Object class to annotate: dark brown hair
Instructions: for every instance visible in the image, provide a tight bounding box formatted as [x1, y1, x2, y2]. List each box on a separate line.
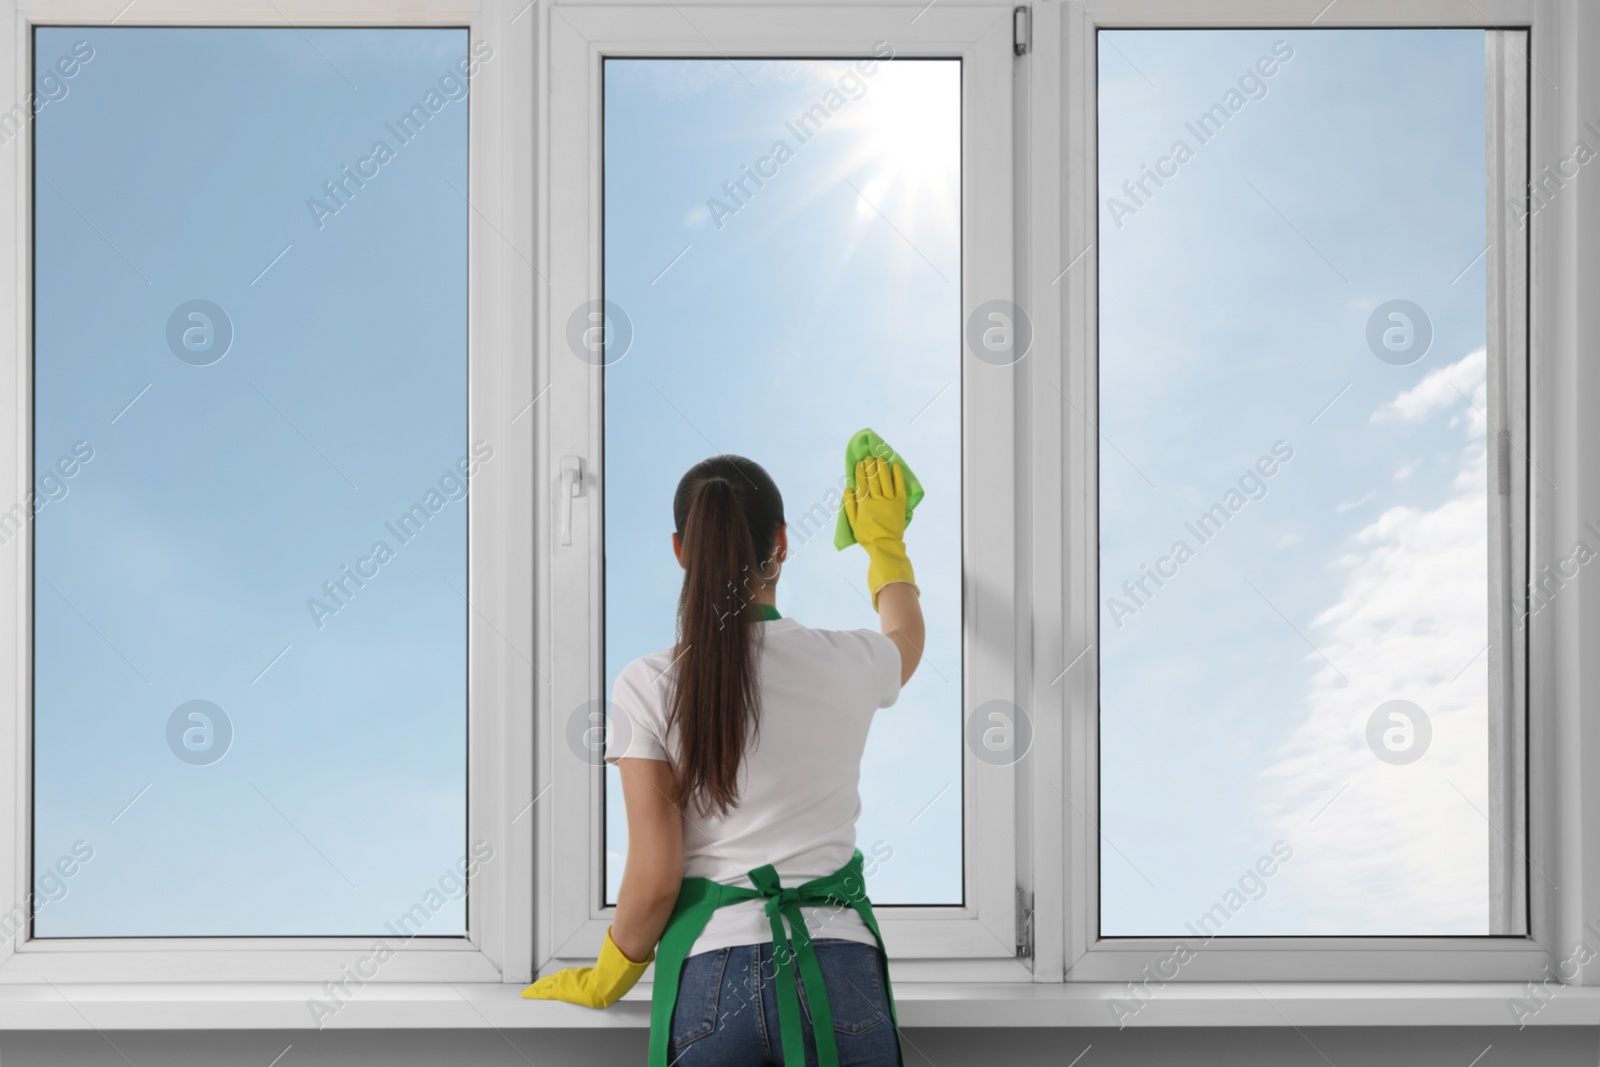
[669, 455, 785, 817]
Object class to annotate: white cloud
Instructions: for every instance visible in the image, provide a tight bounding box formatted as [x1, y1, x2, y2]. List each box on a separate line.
[1371, 348, 1486, 424]
[1258, 354, 1492, 935]
[1335, 490, 1375, 514]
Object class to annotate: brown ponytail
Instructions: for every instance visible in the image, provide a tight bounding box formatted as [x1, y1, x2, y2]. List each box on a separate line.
[669, 455, 785, 818]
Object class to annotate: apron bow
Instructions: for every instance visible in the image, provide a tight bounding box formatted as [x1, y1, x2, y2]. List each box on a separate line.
[646, 850, 901, 1067]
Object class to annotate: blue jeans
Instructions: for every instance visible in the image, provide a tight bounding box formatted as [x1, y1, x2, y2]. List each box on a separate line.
[668, 938, 901, 1067]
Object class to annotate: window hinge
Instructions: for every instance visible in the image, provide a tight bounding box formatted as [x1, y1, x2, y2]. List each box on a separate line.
[1016, 886, 1034, 959]
[1013, 6, 1031, 57]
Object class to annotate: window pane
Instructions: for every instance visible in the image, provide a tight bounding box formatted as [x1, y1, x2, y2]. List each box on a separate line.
[602, 58, 963, 905]
[1098, 29, 1517, 935]
[32, 27, 471, 936]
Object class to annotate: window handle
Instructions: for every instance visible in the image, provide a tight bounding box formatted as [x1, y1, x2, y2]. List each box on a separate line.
[560, 455, 586, 546]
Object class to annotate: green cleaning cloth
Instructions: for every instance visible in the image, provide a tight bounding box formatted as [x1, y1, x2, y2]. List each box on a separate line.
[833, 428, 925, 550]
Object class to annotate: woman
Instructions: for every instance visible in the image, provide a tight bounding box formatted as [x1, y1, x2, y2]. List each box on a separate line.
[524, 450, 924, 1067]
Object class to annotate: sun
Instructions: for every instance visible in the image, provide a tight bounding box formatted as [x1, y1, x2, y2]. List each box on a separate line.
[722, 57, 962, 278]
[830, 59, 962, 243]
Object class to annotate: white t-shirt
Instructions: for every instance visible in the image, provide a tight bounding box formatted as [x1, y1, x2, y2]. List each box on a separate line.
[607, 615, 902, 957]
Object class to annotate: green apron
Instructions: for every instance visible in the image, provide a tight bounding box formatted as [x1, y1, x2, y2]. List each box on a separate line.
[647, 848, 902, 1067]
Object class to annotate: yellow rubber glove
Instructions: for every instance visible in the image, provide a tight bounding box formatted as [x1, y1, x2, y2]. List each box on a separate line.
[843, 457, 918, 610]
[520, 927, 652, 1007]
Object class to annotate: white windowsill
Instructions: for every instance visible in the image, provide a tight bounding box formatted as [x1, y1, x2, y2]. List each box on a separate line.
[0, 981, 1593, 1030]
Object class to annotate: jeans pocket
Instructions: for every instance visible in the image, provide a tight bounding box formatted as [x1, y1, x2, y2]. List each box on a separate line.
[671, 948, 730, 1049]
[798, 940, 891, 1036]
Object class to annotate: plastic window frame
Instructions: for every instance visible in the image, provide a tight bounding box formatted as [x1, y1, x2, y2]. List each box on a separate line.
[1048, 0, 1556, 984]
[0, 0, 536, 986]
[535, 1, 1044, 984]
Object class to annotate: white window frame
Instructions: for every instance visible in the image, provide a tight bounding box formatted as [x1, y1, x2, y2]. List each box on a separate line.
[1046, 0, 1563, 983]
[0, 0, 535, 984]
[0, 0, 1591, 1018]
[535, 2, 1048, 983]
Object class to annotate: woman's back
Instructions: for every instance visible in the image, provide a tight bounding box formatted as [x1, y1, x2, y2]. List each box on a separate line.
[611, 613, 901, 953]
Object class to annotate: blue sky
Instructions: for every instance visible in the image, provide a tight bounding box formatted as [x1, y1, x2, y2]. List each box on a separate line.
[602, 58, 964, 905]
[1098, 29, 1496, 935]
[32, 28, 470, 936]
[25, 26, 1498, 939]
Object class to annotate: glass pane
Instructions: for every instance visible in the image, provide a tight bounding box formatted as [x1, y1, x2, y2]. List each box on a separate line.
[32, 27, 472, 936]
[1098, 29, 1514, 935]
[602, 58, 963, 905]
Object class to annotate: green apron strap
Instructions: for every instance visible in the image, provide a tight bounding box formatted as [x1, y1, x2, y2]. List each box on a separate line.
[788, 853, 904, 1067]
[749, 864, 841, 1067]
[647, 877, 727, 1067]
[846, 892, 905, 1063]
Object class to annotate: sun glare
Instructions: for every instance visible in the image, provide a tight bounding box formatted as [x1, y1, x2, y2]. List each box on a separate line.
[832, 60, 961, 240]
